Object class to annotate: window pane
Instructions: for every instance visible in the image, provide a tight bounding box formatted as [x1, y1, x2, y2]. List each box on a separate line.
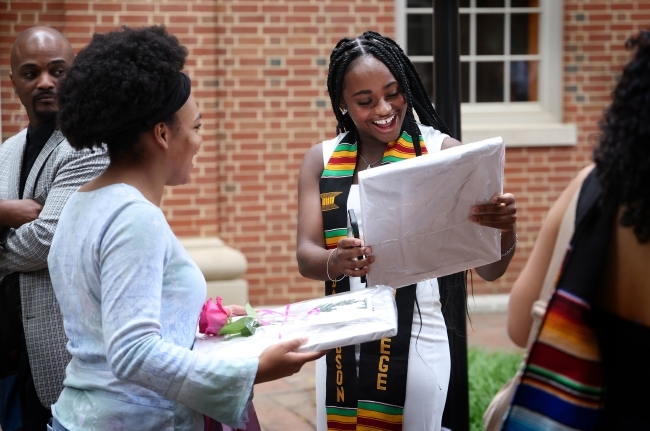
[461, 62, 469, 103]
[460, 0, 470, 7]
[460, 14, 470, 56]
[408, 0, 433, 7]
[476, 14, 504, 55]
[407, 14, 433, 56]
[511, 0, 539, 6]
[510, 61, 538, 101]
[477, 0, 505, 7]
[511, 13, 539, 55]
[476, 62, 504, 102]
[413, 62, 435, 102]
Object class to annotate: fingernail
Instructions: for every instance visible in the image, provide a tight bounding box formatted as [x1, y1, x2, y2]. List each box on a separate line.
[473, 208, 479, 213]
[492, 196, 499, 202]
[470, 216, 477, 222]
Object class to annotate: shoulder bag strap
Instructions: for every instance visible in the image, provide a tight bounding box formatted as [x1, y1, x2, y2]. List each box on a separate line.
[526, 181, 581, 348]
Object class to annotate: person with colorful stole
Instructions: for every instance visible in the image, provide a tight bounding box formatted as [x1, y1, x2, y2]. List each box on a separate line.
[46, 26, 324, 431]
[297, 31, 518, 431]
[505, 29, 650, 430]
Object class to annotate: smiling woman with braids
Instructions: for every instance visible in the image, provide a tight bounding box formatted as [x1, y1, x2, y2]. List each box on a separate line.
[297, 31, 517, 431]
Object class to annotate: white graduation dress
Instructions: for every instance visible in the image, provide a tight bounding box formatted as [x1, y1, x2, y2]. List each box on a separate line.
[315, 124, 451, 431]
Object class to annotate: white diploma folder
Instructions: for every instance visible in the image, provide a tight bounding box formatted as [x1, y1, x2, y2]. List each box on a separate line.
[194, 286, 397, 357]
[358, 137, 505, 288]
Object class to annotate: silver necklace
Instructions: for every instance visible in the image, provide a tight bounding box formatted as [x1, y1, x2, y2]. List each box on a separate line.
[359, 154, 383, 169]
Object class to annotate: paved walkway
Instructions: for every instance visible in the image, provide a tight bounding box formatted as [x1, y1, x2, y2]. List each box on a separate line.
[254, 312, 520, 431]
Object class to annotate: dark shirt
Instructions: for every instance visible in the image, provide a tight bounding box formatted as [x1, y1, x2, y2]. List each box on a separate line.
[19, 119, 57, 199]
[594, 309, 650, 429]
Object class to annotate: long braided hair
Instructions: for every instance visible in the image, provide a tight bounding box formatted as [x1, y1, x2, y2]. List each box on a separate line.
[326, 31, 468, 333]
[327, 31, 451, 141]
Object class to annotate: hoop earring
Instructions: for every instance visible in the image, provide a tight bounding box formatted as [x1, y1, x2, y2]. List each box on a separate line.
[340, 108, 347, 115]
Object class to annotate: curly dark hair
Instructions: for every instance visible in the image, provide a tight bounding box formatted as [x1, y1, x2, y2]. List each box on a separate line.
[57, 26, 187, 161]
[594, 29, 650, 243]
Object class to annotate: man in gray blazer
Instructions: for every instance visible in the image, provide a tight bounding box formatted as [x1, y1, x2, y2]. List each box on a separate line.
[0, 27, 109, 431]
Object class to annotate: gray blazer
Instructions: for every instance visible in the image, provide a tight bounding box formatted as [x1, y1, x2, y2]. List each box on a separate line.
[0, 129, 109, 407]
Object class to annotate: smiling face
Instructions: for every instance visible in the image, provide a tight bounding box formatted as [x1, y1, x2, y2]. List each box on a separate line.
[340, 55, 408, 148]
[165, 94, 203, 186]
[10, 27, 74, 128]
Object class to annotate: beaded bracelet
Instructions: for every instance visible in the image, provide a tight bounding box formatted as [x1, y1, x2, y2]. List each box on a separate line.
[327, 248, 347, 282]
[501, 234, 518, 257]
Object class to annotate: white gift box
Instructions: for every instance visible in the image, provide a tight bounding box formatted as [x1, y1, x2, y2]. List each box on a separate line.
[358, 137, 505, 288]
[194, 286, 397, 356]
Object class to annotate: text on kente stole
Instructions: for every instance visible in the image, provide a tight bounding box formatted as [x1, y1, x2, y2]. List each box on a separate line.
[335, 338, 391, 402]
[336, 347, 344, 402]
[377, 337, 390, 390]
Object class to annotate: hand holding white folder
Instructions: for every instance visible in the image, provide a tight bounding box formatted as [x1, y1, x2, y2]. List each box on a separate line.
[358, 137, 505, 288]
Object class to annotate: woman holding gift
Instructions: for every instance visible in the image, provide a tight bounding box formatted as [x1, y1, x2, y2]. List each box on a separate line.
[297, 31, 517, 431]
[47, 26, 324, 431]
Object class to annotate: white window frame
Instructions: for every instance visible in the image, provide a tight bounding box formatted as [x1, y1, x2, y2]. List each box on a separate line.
[395, 0, 576, 147]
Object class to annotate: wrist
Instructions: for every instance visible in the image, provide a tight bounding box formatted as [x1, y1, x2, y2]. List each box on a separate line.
[501, 233, 518, 257]
[326, 248, 345, 282]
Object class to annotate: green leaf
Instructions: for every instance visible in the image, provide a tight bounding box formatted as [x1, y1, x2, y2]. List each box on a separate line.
[218, 317, 254, 335]
[245, 302, 257, 318]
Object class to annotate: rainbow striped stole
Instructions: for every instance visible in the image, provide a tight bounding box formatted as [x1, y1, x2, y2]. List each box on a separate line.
[505, 290, 604, 430]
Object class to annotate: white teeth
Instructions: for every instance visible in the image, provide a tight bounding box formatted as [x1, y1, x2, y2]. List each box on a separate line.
[374, 115, 395, 125]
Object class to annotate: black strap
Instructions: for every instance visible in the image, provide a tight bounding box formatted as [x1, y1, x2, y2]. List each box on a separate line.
[558, 169, 617, 303]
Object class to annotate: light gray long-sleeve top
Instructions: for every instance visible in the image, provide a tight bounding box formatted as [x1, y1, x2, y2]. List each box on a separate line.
[48, 184, 257, 430]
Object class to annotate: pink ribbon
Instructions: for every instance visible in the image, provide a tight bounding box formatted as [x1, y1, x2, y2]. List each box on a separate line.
[257, 305, 321, 339]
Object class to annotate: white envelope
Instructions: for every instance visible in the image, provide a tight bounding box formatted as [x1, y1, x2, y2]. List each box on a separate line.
[358, 137, 505, 288]
[194, 286, 397, 357]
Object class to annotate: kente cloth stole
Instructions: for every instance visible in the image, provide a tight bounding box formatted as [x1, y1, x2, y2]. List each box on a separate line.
[320, 129, 426, 431]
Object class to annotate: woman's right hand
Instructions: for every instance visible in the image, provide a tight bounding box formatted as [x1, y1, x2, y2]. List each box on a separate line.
[254, 338, 328, 384]
[333, 238, 375, 278]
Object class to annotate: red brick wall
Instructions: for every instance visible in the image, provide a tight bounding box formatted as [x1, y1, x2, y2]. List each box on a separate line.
[213, 0, 395, 304]
[1, 0, 648, 304]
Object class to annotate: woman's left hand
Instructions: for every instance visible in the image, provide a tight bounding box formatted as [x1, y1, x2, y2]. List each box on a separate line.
[469, 193, 517, 232]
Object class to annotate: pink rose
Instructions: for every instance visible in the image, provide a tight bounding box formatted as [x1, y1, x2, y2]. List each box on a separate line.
[199, 297, 230, 335]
